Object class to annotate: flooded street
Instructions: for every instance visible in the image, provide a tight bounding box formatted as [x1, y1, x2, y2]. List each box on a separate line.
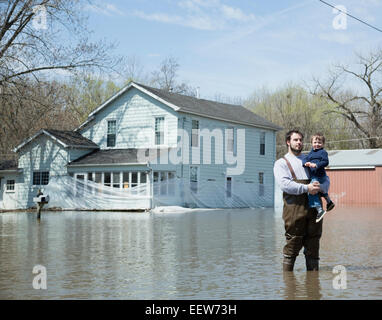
[0, 207, 381, 300]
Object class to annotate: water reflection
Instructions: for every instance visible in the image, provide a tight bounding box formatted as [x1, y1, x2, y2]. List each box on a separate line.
[283, 271, 322, 300]
[0, 207, 381, 299]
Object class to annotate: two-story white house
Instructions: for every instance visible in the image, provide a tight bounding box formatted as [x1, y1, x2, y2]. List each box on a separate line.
[0, 82, 281, 211]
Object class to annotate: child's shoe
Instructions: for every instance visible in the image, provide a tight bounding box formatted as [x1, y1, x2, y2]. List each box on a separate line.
[326, 201, 335, 211]
[316, 207, 326, 223]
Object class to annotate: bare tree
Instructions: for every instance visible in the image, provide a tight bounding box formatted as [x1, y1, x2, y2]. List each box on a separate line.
[0, 79, 71, 156]
[0, 0, 122, 156]
[150, 56, 196, 96]
[122, 55, 149, 84]
[0, 0, 121, 98]
[312, 49, 382, 148]
[244, 83, 359, 158]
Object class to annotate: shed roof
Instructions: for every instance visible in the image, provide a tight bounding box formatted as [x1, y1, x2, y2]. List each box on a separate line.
[327, 149, 382, 168]
[0, 159, 17, 171]
[14, 129, 99, 152]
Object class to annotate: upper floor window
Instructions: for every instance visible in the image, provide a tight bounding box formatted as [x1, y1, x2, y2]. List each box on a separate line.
[33, 171, 49, 185]
[107, 120, 116, 147]
[191, 120, 199, 147]
[260, 132, 266, 155]
[155, 117, 165, 145]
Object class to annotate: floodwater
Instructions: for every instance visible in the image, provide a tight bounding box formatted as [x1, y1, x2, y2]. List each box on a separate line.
[0, 207, 381, 300]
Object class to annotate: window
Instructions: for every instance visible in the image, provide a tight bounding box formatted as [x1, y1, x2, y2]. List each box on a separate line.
[259, 172, 264, 196]
[130, 172, 137, 194]
[94, 173, 102, 193]
[260, 132, 265, 155]
[74, 171, 149, 194]
[226, 177, 232, 198]
[104, 172, 111, 187]
[95, 173, 102, 184]
[140, 172, 147, 184]
[227, 128, 234, 153]
[6, 180, 15, 192]
[191, 120, 199, 147]
[190, 166, 198, 193]
[33, 171, 50, 185]
[123, 172, 129, 189]
[113, 172, 120, 188]
[153, 171, 176, 196]
[75, 174, 85, 196]
[107, 120, 116, 147]
[155, 117, 165, 145]
[86, 173, 94, 193]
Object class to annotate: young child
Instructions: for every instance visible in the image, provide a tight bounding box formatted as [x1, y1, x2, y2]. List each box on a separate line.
[302, 133, 335, 223]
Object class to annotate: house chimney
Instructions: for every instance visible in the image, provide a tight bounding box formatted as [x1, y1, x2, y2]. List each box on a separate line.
[196, 87, 200, 99]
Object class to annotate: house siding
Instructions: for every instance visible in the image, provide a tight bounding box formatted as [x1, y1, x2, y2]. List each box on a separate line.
[178, 114, 276, 207]
[80, 88, 179, 149]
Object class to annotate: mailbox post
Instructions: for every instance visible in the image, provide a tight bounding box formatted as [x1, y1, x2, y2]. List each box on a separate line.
[33, 189, 49, 220]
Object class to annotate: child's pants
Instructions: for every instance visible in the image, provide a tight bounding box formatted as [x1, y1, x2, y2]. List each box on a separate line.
[308, 176, 328, 208]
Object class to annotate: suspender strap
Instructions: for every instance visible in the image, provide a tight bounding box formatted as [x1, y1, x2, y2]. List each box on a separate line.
[283, 157, 297, 181]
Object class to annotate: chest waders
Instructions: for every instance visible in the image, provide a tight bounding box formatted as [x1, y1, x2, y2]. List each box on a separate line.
[282, 157, 322, 271]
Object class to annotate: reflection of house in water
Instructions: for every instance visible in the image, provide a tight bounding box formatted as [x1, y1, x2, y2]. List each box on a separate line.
[326, 149, 382, 207]
[0, 82, 281, 210]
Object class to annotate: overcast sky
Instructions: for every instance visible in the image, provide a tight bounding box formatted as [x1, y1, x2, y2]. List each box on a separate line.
[83, 0, 382, 100]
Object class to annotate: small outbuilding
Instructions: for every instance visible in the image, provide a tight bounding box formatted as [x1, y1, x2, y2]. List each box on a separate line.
[326, 149, 382, 207]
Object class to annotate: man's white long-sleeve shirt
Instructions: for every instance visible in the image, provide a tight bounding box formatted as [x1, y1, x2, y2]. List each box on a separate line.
[273, 152, 330, 195]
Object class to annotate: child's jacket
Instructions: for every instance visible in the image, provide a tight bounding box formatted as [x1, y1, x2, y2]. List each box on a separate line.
[302, 148, 329, 178]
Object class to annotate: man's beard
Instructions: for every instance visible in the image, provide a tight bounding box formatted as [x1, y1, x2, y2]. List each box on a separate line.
[290, 145, 302, 154]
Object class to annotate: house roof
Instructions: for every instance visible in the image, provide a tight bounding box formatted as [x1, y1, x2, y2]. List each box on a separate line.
[77, 82, 282, 131]
[137, 83, 282, 130]
[14, 129, 99, 152]
[0, 159, 18, 171]
[327, 149, 382, 168]
[67, 148, 172, 167]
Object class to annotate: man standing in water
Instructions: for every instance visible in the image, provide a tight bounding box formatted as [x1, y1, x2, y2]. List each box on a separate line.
[273, 129, 330, 271]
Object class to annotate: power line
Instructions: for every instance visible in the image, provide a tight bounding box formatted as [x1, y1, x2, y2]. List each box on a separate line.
[318, 0, 382, 33]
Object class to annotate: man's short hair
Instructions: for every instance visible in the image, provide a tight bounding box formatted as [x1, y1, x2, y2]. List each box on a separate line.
[285, 129, 304, 146]
[311, 132, 325, 143]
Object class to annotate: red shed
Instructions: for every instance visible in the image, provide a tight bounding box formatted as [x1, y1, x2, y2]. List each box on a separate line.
[326, 149, 382, 207]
